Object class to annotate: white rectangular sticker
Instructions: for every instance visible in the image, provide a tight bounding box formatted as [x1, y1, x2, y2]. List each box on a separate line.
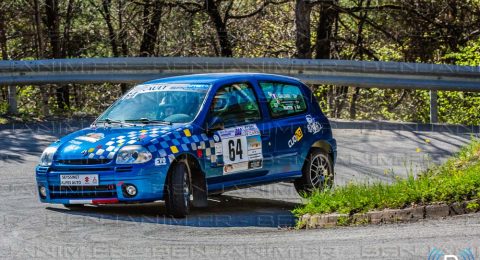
[222, 135, 249, 165]
[218, 124, 263, 174]
[60, 175, 99, 186]
[124, 83, 210, 99]
[214, 143, 223, 155]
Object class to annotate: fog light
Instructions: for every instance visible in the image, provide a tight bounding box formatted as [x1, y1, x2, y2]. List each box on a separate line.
[39, 186, 47, 198]
[124, 184, 137, 197]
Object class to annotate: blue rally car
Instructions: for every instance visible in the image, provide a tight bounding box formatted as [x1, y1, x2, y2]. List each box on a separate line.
[36, 73, 337, 217]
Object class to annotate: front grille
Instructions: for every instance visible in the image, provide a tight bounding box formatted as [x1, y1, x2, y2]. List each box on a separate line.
[50, 166, 112, 172]
[49, 185, 117, 199]
[115, 166, 133, 172]
[57, 159, 112, 165]
[49, 185, 116, 192]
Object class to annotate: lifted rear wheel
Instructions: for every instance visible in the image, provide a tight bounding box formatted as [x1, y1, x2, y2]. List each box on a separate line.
[294, 149, 334, 196]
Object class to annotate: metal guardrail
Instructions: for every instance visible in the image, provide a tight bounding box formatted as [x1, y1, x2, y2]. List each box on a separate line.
[1, 57, 480, 122]
[1, 57, 480, 90]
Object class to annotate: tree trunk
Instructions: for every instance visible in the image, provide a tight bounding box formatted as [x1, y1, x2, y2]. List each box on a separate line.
[33, 0, 44, 59]
[118, 0, 128, 56]
[334, 86, 348, 118]
[44, 0, 70, 110]
[102, 0, 119, 56]
[349, 0, 370, 120]
[62, 0, 74, 57]
[118, 0, 129, 94]
[44, 0, 61, 59]
[33, 0, 49, 116]
[205, 0, 233, 57]
[314, 0, 336, 59]
[0, 10, 17, 115]
[139, 0, 163, 57]
[0, 12, 8, 61]
[295, 0, 312, 59]
[349, 87, 360, 119]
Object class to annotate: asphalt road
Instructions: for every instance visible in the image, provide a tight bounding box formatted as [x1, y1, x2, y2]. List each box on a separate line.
[0, 120, 479, 259]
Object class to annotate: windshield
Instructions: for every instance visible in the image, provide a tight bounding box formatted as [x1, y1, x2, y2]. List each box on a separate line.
[97, 83, 210, 124]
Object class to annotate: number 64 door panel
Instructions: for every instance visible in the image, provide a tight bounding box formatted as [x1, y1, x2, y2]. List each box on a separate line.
[205, 123, 274, 186]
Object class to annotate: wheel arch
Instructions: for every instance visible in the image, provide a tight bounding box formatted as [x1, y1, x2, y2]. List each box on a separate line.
[166, 152, 208, 207]
[309, 140, 335, 165]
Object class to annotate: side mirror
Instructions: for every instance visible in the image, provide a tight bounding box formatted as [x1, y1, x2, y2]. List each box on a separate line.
[206, 116, 224, 135]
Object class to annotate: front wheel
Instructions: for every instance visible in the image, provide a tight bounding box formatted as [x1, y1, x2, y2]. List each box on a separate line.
[165, 161, 191, 218]
[294, 149, 334, 196]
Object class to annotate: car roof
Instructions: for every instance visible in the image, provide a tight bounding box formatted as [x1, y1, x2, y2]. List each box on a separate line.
[143, 73, 302, 85]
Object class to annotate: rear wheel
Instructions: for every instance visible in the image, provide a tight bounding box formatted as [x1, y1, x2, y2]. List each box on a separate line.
[294, 149, 334, 196]
[165, 161, 191, 218]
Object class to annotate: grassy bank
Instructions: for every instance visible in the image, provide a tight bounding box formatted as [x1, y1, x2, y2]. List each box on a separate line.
[293, 138, 480, 218]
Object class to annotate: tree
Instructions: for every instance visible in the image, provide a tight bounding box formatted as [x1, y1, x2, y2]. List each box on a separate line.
[295, 0, 312, 58]
[43, 0, 77, 109]
[179, 0, 289, 57]
[139, 0, 164, 57]
[0, 6, 16, 114]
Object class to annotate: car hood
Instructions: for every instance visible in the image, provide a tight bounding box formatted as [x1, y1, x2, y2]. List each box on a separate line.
[52, 124, 185, 162]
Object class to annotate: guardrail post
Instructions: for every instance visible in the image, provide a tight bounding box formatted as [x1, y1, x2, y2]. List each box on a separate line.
[41, 85, 49, 116]
[429, 90, 438, 123]
[7, 85, 17, 115]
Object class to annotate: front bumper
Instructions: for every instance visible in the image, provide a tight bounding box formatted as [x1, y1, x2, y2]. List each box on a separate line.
[35, 163, 167, 205]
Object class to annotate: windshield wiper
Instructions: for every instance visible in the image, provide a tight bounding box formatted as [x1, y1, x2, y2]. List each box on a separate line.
[96, 118, 134, 126]
[124, 118, 172, 125]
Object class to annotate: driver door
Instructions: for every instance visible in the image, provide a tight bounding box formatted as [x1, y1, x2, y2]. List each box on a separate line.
[204, 82, 274, 184]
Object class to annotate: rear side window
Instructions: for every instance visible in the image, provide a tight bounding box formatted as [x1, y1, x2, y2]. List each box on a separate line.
[259, 82, 308, 118]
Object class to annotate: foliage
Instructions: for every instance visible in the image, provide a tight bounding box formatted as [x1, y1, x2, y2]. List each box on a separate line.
[292, 138, 480, 218]
[467, 201, 480, 211]
[0, 0, 480, 123]
[445, 39, 480, 66]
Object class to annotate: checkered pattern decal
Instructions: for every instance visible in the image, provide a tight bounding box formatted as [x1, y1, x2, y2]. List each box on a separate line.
[85, 127, 217, 163]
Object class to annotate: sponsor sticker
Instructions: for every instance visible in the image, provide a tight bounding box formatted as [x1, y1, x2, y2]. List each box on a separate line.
[288, 127, 304, 148]
[60, 174, 98, 186]
[75, 133, 105, 143]
[217, 124, 263, 174]
[306, 115, 322, 134]
[155, 157, 167, 166]
[214, 142, 223, 155]
[124, 83, 210, 99]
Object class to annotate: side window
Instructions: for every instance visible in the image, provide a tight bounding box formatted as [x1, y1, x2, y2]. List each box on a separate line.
[209, 83, 261, 127]
[259, 82, 308, 118]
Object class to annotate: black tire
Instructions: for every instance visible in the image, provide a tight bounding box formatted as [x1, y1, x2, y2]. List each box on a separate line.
[165, 161, 191, 218]
[294, 149, 334, 196]
[63, 204, 85, 209]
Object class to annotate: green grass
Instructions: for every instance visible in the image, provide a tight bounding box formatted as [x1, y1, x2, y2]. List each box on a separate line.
[292, 138, 480, 218]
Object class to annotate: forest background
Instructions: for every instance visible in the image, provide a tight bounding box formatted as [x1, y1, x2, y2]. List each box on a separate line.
[1, 0, 479, 124]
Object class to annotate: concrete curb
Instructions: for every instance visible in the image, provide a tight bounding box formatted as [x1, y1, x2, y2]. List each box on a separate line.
[299, 199, 480, 229]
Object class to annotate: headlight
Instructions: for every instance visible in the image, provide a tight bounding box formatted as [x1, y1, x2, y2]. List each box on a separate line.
[39, 147, 57, 166]
[116, 145, 152, 164]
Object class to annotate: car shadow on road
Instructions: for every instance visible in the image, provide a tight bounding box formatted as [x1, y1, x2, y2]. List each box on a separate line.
[45, 195, 300, 228]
